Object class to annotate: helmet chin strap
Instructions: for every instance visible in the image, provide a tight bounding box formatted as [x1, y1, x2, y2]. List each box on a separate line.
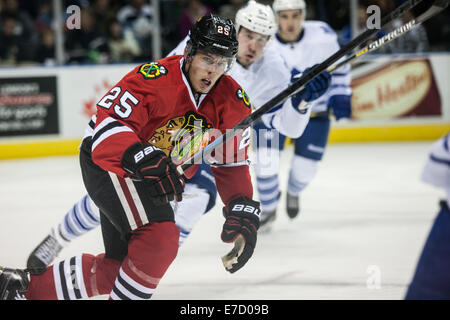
[182, 58, 199, 103]
[182, 57, 207, 104]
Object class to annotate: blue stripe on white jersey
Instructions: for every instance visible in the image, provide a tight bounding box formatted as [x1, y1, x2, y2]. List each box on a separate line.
[443, 134, 449, 151]
[429, 134, 450, 166]
[430, 154, 450, 166]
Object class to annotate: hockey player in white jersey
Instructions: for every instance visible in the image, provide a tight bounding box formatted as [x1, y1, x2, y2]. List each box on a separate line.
[405, 133, 450, 299]
[24, 1, 332, 276]
[255, 0, 353, 227]
[168, 2, 319, 139]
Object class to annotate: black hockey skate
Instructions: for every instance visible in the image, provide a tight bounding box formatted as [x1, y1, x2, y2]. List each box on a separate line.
[27, 229, 63, 275]
[259, 192, 280, 233]
[0, 267, 29, 300]
[286, 193, 300, 219]
[259, 210, 276, 233]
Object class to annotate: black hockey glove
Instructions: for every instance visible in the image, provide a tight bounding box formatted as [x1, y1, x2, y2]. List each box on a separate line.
[221, 197, 261, 273]
[121, 143, 185, 205]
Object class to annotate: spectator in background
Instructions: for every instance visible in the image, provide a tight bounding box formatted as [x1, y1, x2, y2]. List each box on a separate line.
[381, 10, 430, 53]
[0, 0, 39, 63]
[117, 0, 153, 60]
[65, 8, 109, 64]
[218, 0, 245, 21]
[0, 0, 448, 67]
[91, 0, 119, 36]
[178, 0, 213, 39]
[0, 15, 21, 65]
[338, 0, 429, 53]
[422, 4, 450, 51]
[160, 0, 186, 56]
[107, 19, 141, 62]
[366, 0, 429, 53]
[374, 0, 396, 14]
[34, 0, 53, 33]
[338, 2, 368, 46]
[304, 0, 345, 29]
[36, 28, 56, 65]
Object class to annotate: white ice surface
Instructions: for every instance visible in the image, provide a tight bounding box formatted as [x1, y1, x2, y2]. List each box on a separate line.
[0, 142, 443, 300]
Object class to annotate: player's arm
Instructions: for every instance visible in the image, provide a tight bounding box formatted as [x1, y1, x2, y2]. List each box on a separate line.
[316, 26, 353, 120]
[261, 69, 331, 138]
[211, 143, 260, 274]
[259, 52, 330, 138]
[258, 57, 309, 138]
[327, 58, 352, 120]
[91, 68, 184, 204]
[91, 71, 149, 177]
[209, 96, 261, 273]
[209, 122, 254, 206]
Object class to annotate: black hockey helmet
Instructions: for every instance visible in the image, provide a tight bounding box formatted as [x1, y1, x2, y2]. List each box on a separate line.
[187, 13, 239, 59]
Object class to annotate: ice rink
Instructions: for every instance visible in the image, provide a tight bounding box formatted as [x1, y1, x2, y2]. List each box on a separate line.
[0, 141, 444, 300]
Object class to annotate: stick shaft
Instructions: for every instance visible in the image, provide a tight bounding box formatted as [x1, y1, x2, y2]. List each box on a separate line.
[329, 0, 449, 73]
[309, 0, 449, 119]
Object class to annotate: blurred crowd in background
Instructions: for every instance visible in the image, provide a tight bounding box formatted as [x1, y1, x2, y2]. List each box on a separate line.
[0, 0, 449, 66]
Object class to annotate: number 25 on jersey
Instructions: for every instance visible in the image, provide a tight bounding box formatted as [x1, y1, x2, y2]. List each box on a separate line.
[98, 86, 140, 119]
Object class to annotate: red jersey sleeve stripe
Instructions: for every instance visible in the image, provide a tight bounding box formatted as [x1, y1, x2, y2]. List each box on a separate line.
[92, 117, 134, 151]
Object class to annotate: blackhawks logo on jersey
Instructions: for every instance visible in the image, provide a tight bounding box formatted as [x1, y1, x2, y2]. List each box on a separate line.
[236, 88, 251, 108]
[138, 62, 168, 80]
[148, 111, 212, 164]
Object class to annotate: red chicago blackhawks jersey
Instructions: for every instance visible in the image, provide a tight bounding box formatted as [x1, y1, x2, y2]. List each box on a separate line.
[86, 55, 253, 205]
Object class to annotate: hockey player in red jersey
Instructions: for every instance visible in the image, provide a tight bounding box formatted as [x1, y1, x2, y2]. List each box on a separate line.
[0, 14, 261, 300]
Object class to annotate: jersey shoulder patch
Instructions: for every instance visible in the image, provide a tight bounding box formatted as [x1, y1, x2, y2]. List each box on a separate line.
[137, 61, 169, 80]
[236, 88, 251, 108]
[216, 75, 252, 110]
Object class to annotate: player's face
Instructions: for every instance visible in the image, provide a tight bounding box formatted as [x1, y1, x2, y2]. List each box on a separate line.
[237, 27, 269, 68]
[277, 9, 304, 42]
[186, 50, 230, 93]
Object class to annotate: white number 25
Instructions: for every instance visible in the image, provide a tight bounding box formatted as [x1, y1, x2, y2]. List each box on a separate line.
[98, 86, 139, 119]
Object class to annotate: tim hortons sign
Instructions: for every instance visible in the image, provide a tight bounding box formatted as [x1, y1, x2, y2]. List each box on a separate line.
[350, 59, 442, 120]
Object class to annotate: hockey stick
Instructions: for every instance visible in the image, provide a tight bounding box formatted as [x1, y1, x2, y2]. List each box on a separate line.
[312, 0, 449, 118]
[178, 0, 443, 270]
[177, 0, 427, 174]
[217, 0, 450, 271]
[328, 0, 449, 74]
[185, 0, 429, 271]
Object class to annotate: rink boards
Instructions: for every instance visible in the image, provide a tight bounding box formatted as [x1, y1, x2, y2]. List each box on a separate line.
[0, 53, 449, 160]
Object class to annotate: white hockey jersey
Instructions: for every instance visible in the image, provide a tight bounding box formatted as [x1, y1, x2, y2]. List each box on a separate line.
[270, 21, 352, 114]
[421, 134, 450, 206]
[168, 36, 311, 138]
